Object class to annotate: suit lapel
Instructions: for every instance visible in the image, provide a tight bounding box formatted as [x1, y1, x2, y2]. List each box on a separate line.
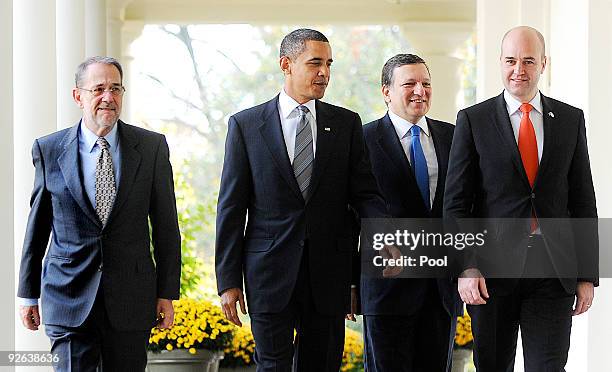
[493, 93, 532, 189]
[258, 96, 303, 200]
[106, 121, 142, 227]
[377, 114, 413, 181]
[428, 118, 449, 214]
[57, 122, 102, 228]
[534, 95, 557, 188]
[305, 100, 338, 204]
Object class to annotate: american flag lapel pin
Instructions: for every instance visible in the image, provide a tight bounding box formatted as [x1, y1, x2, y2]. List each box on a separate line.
[548, 111, 555, 118]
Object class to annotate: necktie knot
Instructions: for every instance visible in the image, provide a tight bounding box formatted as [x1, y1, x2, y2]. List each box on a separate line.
[97, 137, 110, 151]
[520, 103, 533, 114]
[297, 105, 309, 116]
[409, 125, 421, 137]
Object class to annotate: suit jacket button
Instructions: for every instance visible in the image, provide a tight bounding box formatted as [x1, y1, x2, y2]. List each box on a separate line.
[531, 193, 536, 199]
[98, 264, 103, 272]
[299, 240, 305, 247]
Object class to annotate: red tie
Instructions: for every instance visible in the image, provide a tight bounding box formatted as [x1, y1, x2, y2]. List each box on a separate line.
[518, 103, 538, 232]
[518, 103, 538, 187]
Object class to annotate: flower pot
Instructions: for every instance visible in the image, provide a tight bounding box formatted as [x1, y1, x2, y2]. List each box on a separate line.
[219, 367, 256, 372]
[147, 349, 224, 372]
[451, 348, 473, 372]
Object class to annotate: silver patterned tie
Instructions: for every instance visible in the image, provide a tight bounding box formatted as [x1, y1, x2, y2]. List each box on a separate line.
[293, 105, 314, 199]
[95, 137, 116, 226]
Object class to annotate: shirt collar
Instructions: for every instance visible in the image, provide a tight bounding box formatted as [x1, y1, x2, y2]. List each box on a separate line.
[388, 109, 429, 139]
[79, 120, 119, 153]
[503, 89, 543, 116]
[279, 89, 317, 120]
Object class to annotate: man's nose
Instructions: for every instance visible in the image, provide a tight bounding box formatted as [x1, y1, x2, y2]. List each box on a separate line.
[513, 62, 524, 75]
[413, 82, 424, 95]
[318, 65, 330, 77]
[100, 90, 114, 101]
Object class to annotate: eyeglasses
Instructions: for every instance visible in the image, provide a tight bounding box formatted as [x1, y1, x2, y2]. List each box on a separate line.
[77, 86, 126, 97]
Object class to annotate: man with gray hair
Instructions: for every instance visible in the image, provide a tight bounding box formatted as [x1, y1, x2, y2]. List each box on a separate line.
[359, 53, 461, 371]
[17, 56, 181, 371]
[216, 28, 387, 371]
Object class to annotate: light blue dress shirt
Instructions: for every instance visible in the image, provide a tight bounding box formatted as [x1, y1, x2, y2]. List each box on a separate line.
[79, 121, 122, 208]
[20, 121, 122, 307]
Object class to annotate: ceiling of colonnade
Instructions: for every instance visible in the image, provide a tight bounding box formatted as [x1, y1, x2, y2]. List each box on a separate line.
[115, 0, 475, 24]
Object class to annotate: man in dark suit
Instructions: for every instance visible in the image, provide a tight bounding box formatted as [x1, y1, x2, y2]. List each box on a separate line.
[444, 26, 598, 371]
[215, 28, 387, 372]
[360, 54, 461, 372]
[17, 56, 181, 371]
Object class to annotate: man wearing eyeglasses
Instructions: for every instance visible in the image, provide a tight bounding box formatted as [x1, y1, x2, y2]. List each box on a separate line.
[17, 56, 181, 371]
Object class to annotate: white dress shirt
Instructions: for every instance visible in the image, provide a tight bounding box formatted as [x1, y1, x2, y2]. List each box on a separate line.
[504, 90, 544, 162]
[278, 89, 317, 163]
[388, 109, 438, 207]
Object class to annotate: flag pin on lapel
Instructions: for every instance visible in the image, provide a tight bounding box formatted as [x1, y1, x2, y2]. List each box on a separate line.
[548, 112, 555, 118]
[324, 127, 331, 131]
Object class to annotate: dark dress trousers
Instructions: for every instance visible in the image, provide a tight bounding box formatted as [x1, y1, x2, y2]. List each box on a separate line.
[215, 95, 387, 372]
[18, 121, 181, 371]
[361, 114, 462, 372]
[444, 92, 598, 372]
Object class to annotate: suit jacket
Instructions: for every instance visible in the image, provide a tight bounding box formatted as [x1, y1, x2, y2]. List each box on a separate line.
[17, 120, 181, 331]
[360, 114, 462, 316]
[443, 92, 598, 293]
[215, 95, 387, 315]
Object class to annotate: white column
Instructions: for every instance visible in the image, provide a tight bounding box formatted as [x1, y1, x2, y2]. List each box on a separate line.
[584, 1, 612, 371]
[85, 0, 107, 56]
[548, 1, 588, 109]
[107, 10, 123, 59]
[476, 0, 550, 101]
[13, 0, 58, 361]
[401, 22, 473, 123]
[121, 21, 145, 124]
[1, 0, 15, 361]
[57, 0, 85, 129]
[107, 0, 132, 58]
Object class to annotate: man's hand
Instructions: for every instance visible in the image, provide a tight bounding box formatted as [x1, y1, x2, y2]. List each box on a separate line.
[20, 305, 41, 331]
[156, 298, 175, 329]
[220, 288, 246, 326]
[381, 245, 403, 278]
[345, 287, 358, 322]
[573, 281, 594, 316]
[458, 268, 489, 305]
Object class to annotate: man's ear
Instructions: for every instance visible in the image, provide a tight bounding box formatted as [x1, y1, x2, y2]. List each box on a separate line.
[382, 85, 391, 104]
[72, 88, 83, 108]
[279, 56, 291, 76]
[541, 55, 547, 74]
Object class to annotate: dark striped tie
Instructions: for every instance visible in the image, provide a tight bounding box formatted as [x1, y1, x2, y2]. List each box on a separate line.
[293, 105, 314, 199]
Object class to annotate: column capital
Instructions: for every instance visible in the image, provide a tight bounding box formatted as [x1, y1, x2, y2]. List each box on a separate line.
[108, 0, 133, 12]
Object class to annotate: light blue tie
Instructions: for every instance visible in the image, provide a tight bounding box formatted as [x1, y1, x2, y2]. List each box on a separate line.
[409, 125, 430, 210]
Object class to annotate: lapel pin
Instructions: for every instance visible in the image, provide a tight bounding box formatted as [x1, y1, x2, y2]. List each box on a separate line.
[548, 112, 554, 118]
[324, 127, 331, 131]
